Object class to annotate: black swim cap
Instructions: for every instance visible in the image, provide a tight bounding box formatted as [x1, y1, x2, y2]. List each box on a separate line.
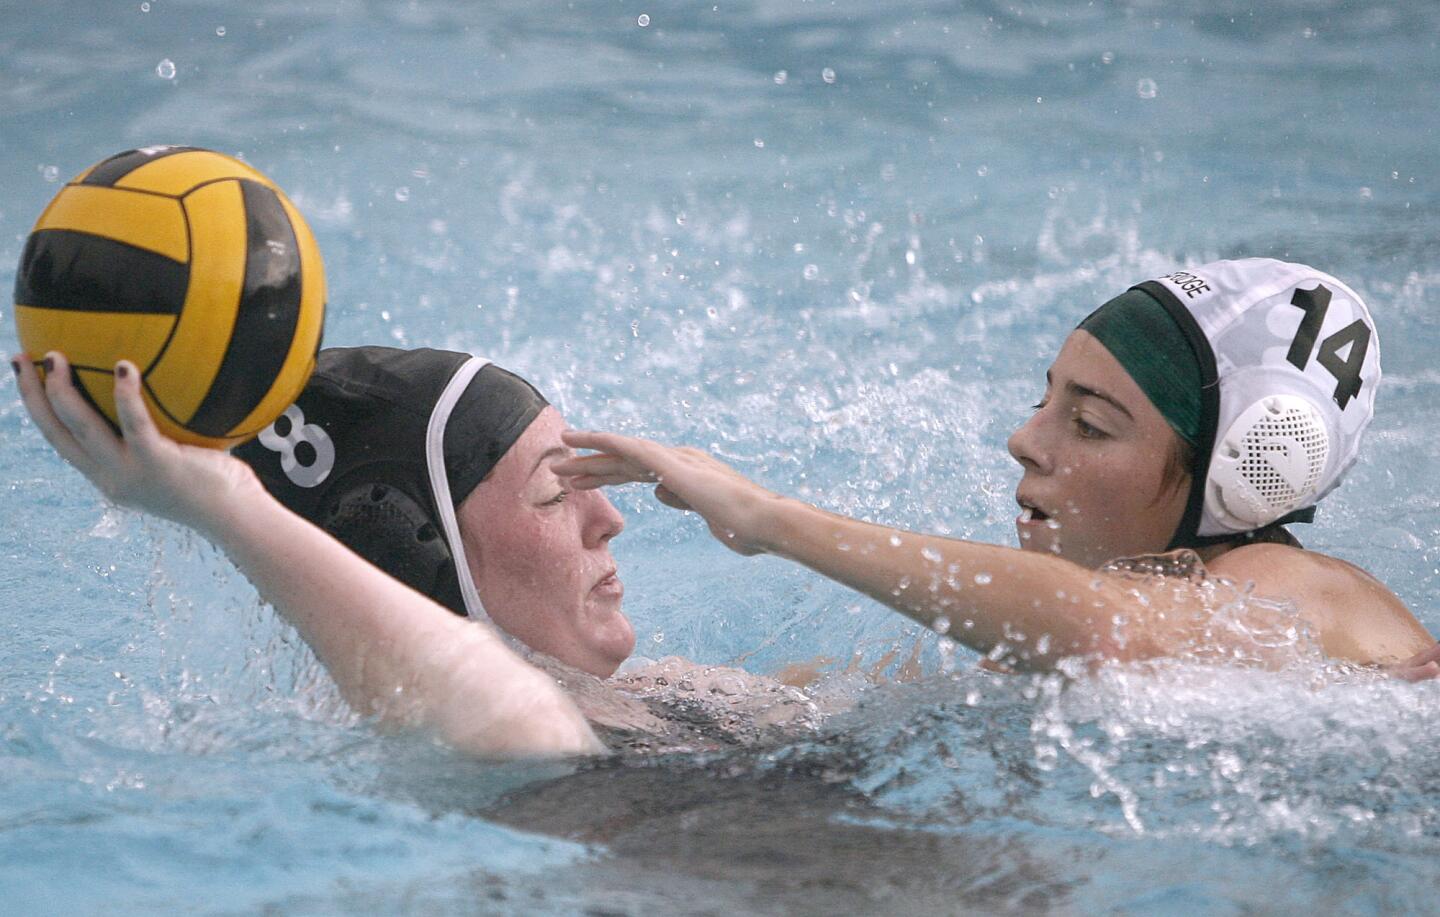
[234, 346, 548, 619]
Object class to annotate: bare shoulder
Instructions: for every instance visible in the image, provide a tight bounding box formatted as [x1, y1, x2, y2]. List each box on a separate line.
[1206, 543, 1433, 665]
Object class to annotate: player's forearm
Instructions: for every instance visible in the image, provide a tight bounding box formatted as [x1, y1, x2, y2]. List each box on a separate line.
[761, 500, 1129, 668]
[202, 490, 603, 757]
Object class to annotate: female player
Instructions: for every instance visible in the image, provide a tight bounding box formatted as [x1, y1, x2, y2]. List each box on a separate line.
[557, 259, 1440, 676]
[14, 348, 616, 758]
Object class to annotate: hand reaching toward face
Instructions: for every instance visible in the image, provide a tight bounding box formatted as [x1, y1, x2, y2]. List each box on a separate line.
[13, 352, 263, 538]
[556, 430, 789, 556]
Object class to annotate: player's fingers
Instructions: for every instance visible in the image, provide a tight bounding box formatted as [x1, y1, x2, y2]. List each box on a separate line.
[561, 429, 635, 453]
[553, 453, 635, 477]
[555, 453, 660, 486]
[1411, 641, 1440, 667]
[562, 430, 673, 466]
[110, 360, 164, 451]
[41, 352, 124, 470]
[1397, 660, 1440, 683]
[13, 353, 102, 477]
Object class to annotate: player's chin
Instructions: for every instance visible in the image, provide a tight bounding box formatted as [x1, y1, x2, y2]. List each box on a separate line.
[578, 617, 634, 678]
[1016, 524, 1060, 555]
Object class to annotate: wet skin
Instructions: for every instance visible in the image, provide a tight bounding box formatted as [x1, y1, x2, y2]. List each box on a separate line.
[1007, 330, 1190, 568]
[458, 407, 635, 678]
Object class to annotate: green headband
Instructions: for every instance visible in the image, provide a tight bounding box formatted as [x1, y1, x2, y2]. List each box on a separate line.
[1077, 288, 1204, 447]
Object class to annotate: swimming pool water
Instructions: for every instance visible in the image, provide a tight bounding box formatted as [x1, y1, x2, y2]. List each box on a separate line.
[4, 0, 1440, 912]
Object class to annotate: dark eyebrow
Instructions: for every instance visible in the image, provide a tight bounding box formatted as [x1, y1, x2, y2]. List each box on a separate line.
[1045, 370, 1134, 421]
[530, 445, 569, 477]
[1065, 380, 1134, 421]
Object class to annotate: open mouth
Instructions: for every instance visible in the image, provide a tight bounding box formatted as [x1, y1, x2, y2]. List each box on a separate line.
[1017, 501, 1052, 524]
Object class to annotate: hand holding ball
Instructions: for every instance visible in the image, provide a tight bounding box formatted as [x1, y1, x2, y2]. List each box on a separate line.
[13, 146, 326, 448]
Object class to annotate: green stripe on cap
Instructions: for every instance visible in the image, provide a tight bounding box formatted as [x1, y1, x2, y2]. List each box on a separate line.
[1077, 287, 1204, 447]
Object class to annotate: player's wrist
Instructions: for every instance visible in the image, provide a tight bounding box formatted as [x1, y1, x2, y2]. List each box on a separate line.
[184, 459, 267, 544]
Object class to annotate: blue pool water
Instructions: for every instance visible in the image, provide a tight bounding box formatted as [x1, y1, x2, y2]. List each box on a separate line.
[4, 0, 1440, 912]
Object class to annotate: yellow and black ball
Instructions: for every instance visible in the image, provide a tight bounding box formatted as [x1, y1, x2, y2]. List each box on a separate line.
[13, 146, 326, 448]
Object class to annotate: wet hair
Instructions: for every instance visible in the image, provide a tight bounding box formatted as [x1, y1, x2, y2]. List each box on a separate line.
[1154, 430, 1195, 504]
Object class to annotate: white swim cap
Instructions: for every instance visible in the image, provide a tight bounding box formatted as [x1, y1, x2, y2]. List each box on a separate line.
[1132, 258, 1381, 544]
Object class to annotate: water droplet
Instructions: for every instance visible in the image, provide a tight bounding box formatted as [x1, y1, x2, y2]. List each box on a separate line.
[821, 67, 836, 83]
[637, 13, 650, 26]
[976, 164, 989, 177]
[216, 25, 226, 36]
[651, 630, 664, 643]
[1136, 78, 1158, 99]
[889, 535, 903, 547]
[753, 138, 765, 148]
[140, 1, 150, 10]
[773, 70, 788, 84]
[156, 58, 176, 79]
[921, 547, 943, 563]
[1100, 51, 1115, 64]
[974, 572, 992, 585]
[1035, 744, 1059, 771]
[394, 186, 410, 202]
[802, 264, 819, 280]
[1359, 186, 1373, 200]
[931, 616, 951, 635]
[675, 211, 687, 226]
[41, 165, 59, 182]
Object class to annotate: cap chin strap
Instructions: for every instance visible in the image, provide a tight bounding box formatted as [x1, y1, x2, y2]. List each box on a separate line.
[425, 356, 491, 622]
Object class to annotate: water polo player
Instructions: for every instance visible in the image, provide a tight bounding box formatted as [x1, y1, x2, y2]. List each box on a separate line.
[13, 347, 627, 757]
[558, 258, 1440, 676]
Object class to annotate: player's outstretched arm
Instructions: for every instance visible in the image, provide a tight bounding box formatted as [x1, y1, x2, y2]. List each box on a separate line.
[14, 353, 602, 759]
[557, 430, 1142, 669]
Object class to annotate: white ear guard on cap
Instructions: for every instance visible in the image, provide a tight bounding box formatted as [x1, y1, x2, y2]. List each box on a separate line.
[1140, 258, 1380, 543]
[1209, 390, 1330, 530]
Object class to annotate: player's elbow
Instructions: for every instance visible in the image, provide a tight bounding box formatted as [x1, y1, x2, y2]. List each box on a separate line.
[440, 683, 606, 760]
